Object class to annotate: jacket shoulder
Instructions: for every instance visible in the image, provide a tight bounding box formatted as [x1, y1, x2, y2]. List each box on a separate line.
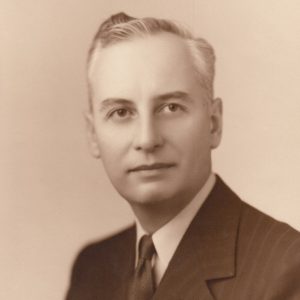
[240, 200, 300, 242]
[216, 175, 299, 241]
[65, 225, 136, 300]
[75, 225, 136, 262]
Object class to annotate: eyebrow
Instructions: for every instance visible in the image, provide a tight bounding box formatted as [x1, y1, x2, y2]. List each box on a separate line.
[98, 91, 192, 111]
[99, 98, 133, 112]
[154, 91, 191, 102]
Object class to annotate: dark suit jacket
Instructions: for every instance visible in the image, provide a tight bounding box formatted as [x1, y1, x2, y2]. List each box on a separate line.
[66, 176, 300, 300]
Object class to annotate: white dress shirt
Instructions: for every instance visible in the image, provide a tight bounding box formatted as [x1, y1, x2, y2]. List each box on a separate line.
[135, 173, 216, 285]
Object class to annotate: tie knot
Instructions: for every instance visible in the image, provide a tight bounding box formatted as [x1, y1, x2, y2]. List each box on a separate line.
[139, 235, 155, 260]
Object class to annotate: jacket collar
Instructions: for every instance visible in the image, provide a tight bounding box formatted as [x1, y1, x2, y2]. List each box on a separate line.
[153, 176, 242, 300]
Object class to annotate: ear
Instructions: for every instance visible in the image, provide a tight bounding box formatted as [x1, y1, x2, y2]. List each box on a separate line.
[209, 97, 223, 149]
[84, 112, 101, 158]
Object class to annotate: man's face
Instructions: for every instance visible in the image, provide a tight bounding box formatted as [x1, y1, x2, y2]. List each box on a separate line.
[87, 33, 222, 212]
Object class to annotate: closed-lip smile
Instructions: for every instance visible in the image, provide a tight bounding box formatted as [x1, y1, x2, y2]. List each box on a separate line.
[129, 163, 175, 172]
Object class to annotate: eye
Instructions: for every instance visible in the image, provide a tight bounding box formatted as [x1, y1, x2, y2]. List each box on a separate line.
[166, 103, 179, 112]
[107, 108, 133, 121]
[114, 109, 128, 117]
[161, 103, 185, 114]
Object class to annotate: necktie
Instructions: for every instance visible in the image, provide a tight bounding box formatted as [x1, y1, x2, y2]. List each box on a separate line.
[128, 235, 156, 300]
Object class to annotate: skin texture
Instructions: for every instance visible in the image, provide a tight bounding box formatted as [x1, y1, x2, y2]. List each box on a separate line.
[86, 33, 223, 232]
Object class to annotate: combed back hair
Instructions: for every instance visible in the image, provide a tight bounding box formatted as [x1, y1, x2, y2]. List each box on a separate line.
[87, 12, 216, 111]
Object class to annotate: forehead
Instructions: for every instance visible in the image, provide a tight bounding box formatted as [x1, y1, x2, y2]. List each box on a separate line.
[89, 33, 200, 101]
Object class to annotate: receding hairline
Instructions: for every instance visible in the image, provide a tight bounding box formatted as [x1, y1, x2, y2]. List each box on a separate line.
[88, 32, 206, 79]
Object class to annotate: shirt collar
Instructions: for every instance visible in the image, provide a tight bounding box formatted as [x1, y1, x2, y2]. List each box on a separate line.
[136, 173, 216, 267]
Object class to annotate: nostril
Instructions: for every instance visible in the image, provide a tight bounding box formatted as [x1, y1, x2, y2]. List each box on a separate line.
[134, 141, 161, 152]
[133, 119, 164, 152]
[133, 134, 163, 152]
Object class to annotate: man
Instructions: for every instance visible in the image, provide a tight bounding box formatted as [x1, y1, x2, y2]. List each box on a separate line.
[66, 12, 300, 300]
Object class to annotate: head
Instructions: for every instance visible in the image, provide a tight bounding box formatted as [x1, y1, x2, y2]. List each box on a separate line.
[85, 12, 222, 222]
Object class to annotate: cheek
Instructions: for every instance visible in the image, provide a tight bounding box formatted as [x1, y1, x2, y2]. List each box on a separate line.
[96, 125, 130, 153]
[166, 116, 211, 149]
[95, 127, 132, 173]
[100, 146, 126, 186]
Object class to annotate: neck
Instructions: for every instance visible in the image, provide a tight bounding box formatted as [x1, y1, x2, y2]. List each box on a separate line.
[130, 183, 204, 234]
[131, 203, 182, 234]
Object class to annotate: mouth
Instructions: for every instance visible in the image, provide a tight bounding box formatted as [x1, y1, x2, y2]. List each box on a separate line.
[128, 163, 176, 173]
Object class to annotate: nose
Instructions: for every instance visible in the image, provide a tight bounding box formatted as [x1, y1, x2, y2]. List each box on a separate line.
[133, 115, 163, 152]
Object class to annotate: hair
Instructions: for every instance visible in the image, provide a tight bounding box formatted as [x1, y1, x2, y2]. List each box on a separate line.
[87, 12, 216, 111]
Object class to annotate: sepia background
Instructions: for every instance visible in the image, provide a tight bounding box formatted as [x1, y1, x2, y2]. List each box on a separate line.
[1, 0, 300, 299]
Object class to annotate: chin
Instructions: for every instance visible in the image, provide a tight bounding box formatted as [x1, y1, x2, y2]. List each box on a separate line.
[122, 185, 174, 207]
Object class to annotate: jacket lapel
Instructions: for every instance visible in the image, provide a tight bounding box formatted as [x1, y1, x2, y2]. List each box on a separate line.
[153, 177, 242, 300]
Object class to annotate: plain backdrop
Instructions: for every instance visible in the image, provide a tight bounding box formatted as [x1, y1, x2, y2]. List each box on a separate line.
[1, 0, 300, 299]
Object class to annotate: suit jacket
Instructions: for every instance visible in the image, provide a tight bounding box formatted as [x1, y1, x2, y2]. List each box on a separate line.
[66, 176, 300, 300]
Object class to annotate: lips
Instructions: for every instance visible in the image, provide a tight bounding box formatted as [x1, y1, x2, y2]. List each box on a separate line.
[129, 163, 175, 172]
